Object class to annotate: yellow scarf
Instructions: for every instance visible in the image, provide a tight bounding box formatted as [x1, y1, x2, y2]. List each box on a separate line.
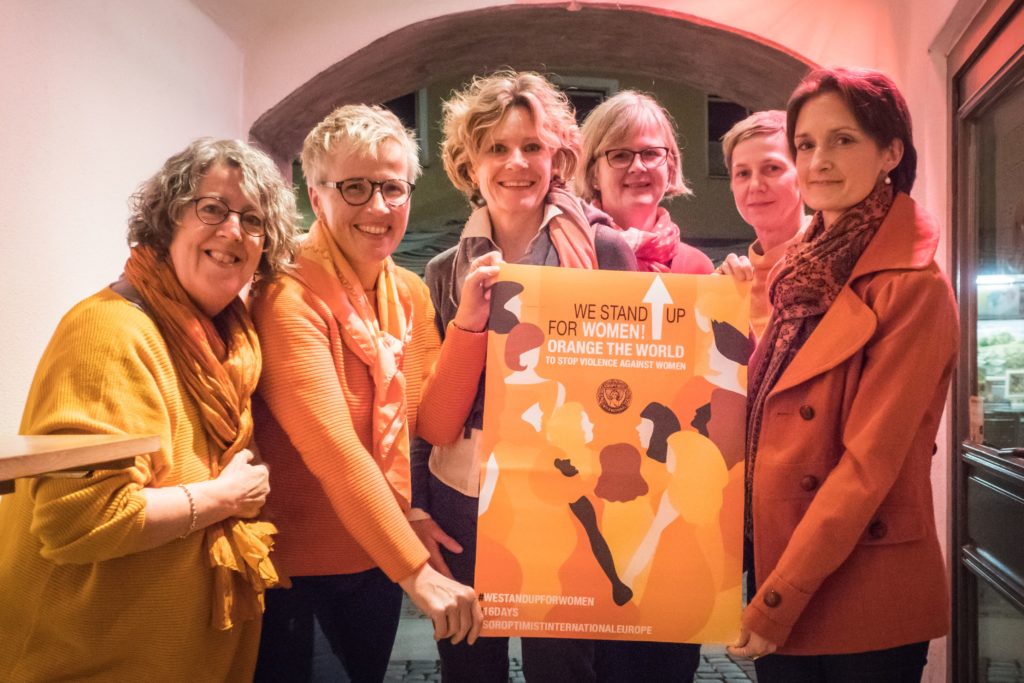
[123, 246, 284, 630]
[292, 220, 414, 501]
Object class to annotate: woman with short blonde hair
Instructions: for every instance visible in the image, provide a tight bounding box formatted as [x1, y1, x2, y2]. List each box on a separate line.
[252, 104, 493, 681]
[443, 71, 580, 204]
[719, 110, 808, 339]
[577, 90, 688, 202]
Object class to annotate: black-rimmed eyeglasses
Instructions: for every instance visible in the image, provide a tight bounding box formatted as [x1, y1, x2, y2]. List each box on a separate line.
[192, 197, 266, 237]
[321, 178, 415, 207]
[603, 147, 670, 170]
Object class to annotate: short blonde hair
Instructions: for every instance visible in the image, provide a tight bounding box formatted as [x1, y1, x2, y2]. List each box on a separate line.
[127, 137, 299, 281]
[442, 71, 580, 204]
[301, 104, 421, 185]
[577, 90, 689, 203]
[720, 110, 787, 173]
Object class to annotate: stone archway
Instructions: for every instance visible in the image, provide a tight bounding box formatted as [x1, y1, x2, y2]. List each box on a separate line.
[249, 3, 815, 164]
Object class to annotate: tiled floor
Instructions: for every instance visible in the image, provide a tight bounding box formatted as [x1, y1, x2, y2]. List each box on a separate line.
[385, 651, 756, 682]
[312, 599, 756, 681]
[382, 599, 757, 682]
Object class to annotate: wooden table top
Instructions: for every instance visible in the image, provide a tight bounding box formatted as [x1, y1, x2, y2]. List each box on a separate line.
[0, 434, 159, 493]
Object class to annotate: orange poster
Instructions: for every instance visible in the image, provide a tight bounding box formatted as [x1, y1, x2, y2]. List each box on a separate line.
[477, 264, 750, 644]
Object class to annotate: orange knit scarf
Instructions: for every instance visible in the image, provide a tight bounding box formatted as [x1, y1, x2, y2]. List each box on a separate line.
[123, 245, 284, 630]
[292, 220, 414, 502]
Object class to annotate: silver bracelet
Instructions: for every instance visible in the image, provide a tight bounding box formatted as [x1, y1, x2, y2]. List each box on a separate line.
[178, 484, 197, 539]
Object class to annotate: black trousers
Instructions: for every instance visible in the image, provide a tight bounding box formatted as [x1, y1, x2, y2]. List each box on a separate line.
[744, 538, 928, 683]
[754, 642, 928, 683]
[594, 640, 701, 683]
[254, 569, 403, 683]
[430, 474, 510, 682]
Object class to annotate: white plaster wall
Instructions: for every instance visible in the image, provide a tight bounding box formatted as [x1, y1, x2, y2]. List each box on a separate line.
[0, 0, 244, 432]
[229, 0, 905, 134]
[227, 0, 948, 211]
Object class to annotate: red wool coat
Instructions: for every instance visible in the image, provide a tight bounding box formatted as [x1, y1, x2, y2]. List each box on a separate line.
[744, 193, 958, 654]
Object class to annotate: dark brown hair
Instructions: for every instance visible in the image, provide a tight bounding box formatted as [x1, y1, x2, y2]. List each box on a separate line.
[786, 67, 916, 194]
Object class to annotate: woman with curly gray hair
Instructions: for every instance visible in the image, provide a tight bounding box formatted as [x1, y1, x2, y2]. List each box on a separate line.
[0, 137, 299, 682]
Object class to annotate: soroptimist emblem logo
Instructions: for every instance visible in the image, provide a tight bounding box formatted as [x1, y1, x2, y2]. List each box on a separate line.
[596, 378, 632, 414]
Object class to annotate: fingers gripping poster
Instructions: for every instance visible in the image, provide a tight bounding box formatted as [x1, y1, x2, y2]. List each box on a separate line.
[477, 264, 750, 644]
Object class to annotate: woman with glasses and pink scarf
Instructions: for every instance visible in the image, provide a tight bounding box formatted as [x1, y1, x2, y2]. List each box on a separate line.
[567, 89, 731, 683]
[577, 91, 714, 277]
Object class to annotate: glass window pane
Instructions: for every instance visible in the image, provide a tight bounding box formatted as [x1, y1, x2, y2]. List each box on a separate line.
[974, 77, 1024, 449]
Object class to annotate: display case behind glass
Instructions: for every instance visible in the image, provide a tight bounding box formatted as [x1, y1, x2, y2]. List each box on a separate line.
[973, 74, 1024, 451]
[954, 9, 1024, 680]
[978, 275, 1024, 448]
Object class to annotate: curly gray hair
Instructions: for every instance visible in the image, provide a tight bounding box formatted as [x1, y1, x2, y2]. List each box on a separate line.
[127, 138, 300, 280]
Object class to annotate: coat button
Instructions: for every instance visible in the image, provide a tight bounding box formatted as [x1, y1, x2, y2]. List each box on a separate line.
[799, 405, 815, 420]
[763, 590, 782, 608]
[800, 475, 819, 491]
[868, 520, 888, 539]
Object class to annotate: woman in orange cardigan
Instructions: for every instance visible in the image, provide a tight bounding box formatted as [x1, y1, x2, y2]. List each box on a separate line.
[251, 105, 493, 682]
[728, 68, 958, 681]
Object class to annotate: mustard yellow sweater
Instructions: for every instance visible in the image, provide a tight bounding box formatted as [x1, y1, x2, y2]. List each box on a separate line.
[0, 288, 258, 682]
[747, 229, 807, 340]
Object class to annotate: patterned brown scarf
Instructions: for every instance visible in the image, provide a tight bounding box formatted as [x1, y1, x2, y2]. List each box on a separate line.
[123, 245, 284, 630]
[744, 182, 894, 538]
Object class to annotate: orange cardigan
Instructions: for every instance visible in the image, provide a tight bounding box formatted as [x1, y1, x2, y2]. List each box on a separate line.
[746, 194, 958, 654]
[252, 267, 485, 581]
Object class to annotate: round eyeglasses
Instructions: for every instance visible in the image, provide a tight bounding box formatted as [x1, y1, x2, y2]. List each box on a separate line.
[321, 178, 415, 207]
[603, 147, 670, 170]
[192, 197, 266, 237]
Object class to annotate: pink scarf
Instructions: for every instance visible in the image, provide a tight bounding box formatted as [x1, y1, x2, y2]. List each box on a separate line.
[594, 202, 680, 272]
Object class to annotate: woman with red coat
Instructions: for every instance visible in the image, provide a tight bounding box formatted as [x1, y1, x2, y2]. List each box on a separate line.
[728, 67, 958, 682]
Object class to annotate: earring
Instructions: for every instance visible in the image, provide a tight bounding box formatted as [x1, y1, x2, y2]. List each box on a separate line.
[884, 175, 892, 185]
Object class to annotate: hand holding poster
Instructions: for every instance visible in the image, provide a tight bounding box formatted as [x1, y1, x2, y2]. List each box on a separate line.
[476, 264, 750, 644]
